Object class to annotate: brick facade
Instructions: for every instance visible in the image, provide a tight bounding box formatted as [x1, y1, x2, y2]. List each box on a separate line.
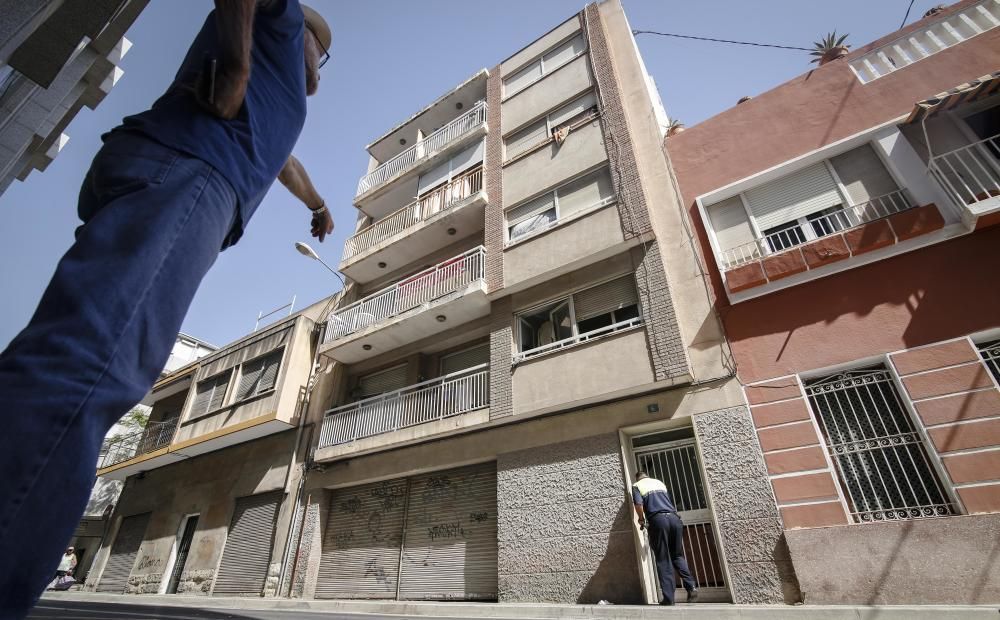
[489, 296, 514, 420]
[484, 66, 505, 293]
[630, 243, 688, 381]
[582, 5, 652, 239]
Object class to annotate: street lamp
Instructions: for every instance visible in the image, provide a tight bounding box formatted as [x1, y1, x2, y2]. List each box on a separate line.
[295, 241, 346, 289]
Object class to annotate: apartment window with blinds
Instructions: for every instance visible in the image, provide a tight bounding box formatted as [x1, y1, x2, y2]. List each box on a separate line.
[504, 91, 598, 160]
[190, 370, 233, 418]
[503, 33, 586, 98]
[515, 275, 640, 359]
[506, 167, 615, 243]
[977, 339, 1000, 384]
[705, 143, 910, 269]
[805, 366, 954, 523]
[234, 349, 283, 402]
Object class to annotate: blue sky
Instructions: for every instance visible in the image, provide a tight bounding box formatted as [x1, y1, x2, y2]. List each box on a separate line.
[0, 0, 944, 350]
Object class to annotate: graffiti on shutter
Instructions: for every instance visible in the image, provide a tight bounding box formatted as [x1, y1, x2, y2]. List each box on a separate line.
[96, 512, 151, 593]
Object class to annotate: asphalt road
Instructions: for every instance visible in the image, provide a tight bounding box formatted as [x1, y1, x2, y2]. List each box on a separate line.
[29, 600, 488, 620]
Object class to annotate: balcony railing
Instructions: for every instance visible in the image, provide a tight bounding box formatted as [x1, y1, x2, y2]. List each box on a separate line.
[356, 101, 487, 197]
[325, 246, 486, 343]
[719, 189, 914, 269]
[319, 364, 490, 447]
[97, 418, 179, 469]
[930, 133, 1000, 210]
[343, 167, 483, 262]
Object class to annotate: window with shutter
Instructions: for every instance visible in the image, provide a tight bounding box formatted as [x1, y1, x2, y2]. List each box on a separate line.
[541, 34, 585, 73]
[504, 119, 547, 160]
[573, 276, 638, 321]
[503, 34, 586, 99]
[190, 370, 233, 418]
[504, 91, 597, 161]
[506, 166, 614, 243]
[744, 162, 843, 230]
[356, 364, 408, 399]
[208, 372, 230, 411]
[503, 60, 541, 97]
[829, 144, 898, 205]
[706, 196, 756, 257]
[506, 193, 556, 241]
[556, 167, 613, 218]
[235, 350, 282, 402]
[440, 343, 490, 375]
[549, 91, 597, 128]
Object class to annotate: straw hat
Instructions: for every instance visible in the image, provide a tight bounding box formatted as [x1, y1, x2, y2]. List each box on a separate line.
[302, 4, 331, 50]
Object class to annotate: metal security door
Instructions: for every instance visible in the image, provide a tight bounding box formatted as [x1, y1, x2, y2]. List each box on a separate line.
[96, 512, 151, 593]
[166, 515, 199, 594]
[213, 492, 282, 596]
[316, 479, 408, 599]
[635, 439, 726, 601]
[398, 462, 497, 600]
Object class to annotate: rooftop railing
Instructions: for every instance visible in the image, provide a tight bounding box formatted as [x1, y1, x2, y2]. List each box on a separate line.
[97, 418, 179, 469]
[343, 167, 483, 263]
[356, 101, 487, 197]
[930, 133, 1000, 210]
[325, 246, 486, 343]
[718, 189, 914, 270]
[319, 364, 489, 447]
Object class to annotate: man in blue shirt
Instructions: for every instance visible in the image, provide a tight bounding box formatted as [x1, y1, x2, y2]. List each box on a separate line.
[632, 471, 698, 605]
[0, 1, 332, 614]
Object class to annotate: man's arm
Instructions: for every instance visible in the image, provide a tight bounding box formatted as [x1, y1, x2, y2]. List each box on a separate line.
[631, 486, 646, 529]
[279, 155, 334, 242]
[199, 0, 255, 119]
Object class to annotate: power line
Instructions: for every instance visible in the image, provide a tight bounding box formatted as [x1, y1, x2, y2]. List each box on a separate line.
[900, 0, 916, 29]
[632, 29, 812, 52]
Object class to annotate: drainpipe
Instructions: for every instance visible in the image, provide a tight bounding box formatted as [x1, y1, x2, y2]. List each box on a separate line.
[274, 318, 327, 596]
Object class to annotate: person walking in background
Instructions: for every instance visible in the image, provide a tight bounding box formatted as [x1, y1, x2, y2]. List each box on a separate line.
[0, 1, 332, 615]
[632, 471, 698, 605]
[54, 548, 77, 581]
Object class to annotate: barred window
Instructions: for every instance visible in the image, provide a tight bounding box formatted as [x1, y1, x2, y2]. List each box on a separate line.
[805, 366, 954, 523]
[977, 339, 1000, 384]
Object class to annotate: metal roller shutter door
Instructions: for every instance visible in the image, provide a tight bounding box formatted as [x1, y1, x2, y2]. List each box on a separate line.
[399, 462, 497, 600]
[316, 478, 409, 599]
[96, 512, 150, 593]
[212, 491, 282, 596]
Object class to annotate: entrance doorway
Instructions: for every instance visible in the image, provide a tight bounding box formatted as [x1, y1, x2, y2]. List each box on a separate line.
[165, 514, 199, 594]
[633, 427, 727, 602]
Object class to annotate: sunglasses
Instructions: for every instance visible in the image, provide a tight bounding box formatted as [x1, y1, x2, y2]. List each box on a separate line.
[307, 26, 330, 69]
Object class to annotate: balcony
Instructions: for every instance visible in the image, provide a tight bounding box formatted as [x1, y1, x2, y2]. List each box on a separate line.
[322, 247, 489, 363]
[720, 190, 947, 294]
[355, 101, 487, 205]
[930, 133, 1000, 223]
[318, 364, 489, 453]
[96, 418, 183, 479]
[340, 167, 487, 283]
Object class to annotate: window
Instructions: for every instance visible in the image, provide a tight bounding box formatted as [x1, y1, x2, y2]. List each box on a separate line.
[235, 349, 283, 402]
[504, 91, 597, 160]
[977, 339, 1000, 384]
[506, 167, 614, 242]
[805, 366, 954, 523]
[503, 33, 586, 98]
[706, 143, 907, 268]
[190, 370, 233, 418]
[516, 275, 640, 358]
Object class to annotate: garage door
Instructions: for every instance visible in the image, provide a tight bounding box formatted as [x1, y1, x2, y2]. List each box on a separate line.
[317, 463, 497, 600]
[96, 512, 150, 593]
[213, 491, 282, 596]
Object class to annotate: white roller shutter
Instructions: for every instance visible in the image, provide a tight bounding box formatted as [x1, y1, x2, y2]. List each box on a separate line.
[398, 462, 497, 600]
[744, 162, 843, 230]
[829, 144, 898, 205]
[542, 34, 585, 72]
[440, 344, 490, 375]
[707, 195, 756, 253]
[505, 119, 547, 160]
[573, 276, 639, 321]
[357, 364, 408, 398]
[96, 513, 150, 593]
[557, 167, 613, 218]
[316, 479, 409, 599]
[213, 492, 282, 596]
[418, 141, 485, 194]
[549, 91, 597, 128]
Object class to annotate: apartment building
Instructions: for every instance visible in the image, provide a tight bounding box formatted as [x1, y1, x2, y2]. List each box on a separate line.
[283, 0, 800, 606]
[82, 298, 333, 597]
[0, 0, 147, 197]
[668, 0, 1000, 605]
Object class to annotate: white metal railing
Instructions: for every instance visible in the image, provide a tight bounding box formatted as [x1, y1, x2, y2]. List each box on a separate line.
[514, 316, 643, 363]
[719, 189, 914, 270]
[356, 101, 488, 197]
[325, 246, 486, 343]
[343, 167, 484, 262]
[849, 0, 1000, 84]
[930, 133, 1000, 209]
[319, 364, 490, 447]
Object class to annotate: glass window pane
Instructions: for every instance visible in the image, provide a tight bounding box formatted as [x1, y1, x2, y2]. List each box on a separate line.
[542, 34, 585, 73]
[508, 208, 556, 241]
[503, 60, 542, 96]
[548, 91, 597, 128]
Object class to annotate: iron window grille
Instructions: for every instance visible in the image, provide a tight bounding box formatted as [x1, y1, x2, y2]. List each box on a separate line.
[977, 339, 1000, 384]
[805, 366, 954, 523]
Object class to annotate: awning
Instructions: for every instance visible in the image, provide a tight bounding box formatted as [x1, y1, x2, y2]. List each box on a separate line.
[904, 70, 1000, 124]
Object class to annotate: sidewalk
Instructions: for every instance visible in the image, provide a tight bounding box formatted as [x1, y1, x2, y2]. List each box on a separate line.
[40, 591, 999, 619]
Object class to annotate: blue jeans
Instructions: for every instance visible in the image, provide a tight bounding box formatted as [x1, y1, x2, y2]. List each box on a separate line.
[0, 132, 237, 617]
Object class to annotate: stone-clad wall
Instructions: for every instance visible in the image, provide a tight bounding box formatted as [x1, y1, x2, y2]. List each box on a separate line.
[497, 433, 641, 604]
[693, 406, 800, 604]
